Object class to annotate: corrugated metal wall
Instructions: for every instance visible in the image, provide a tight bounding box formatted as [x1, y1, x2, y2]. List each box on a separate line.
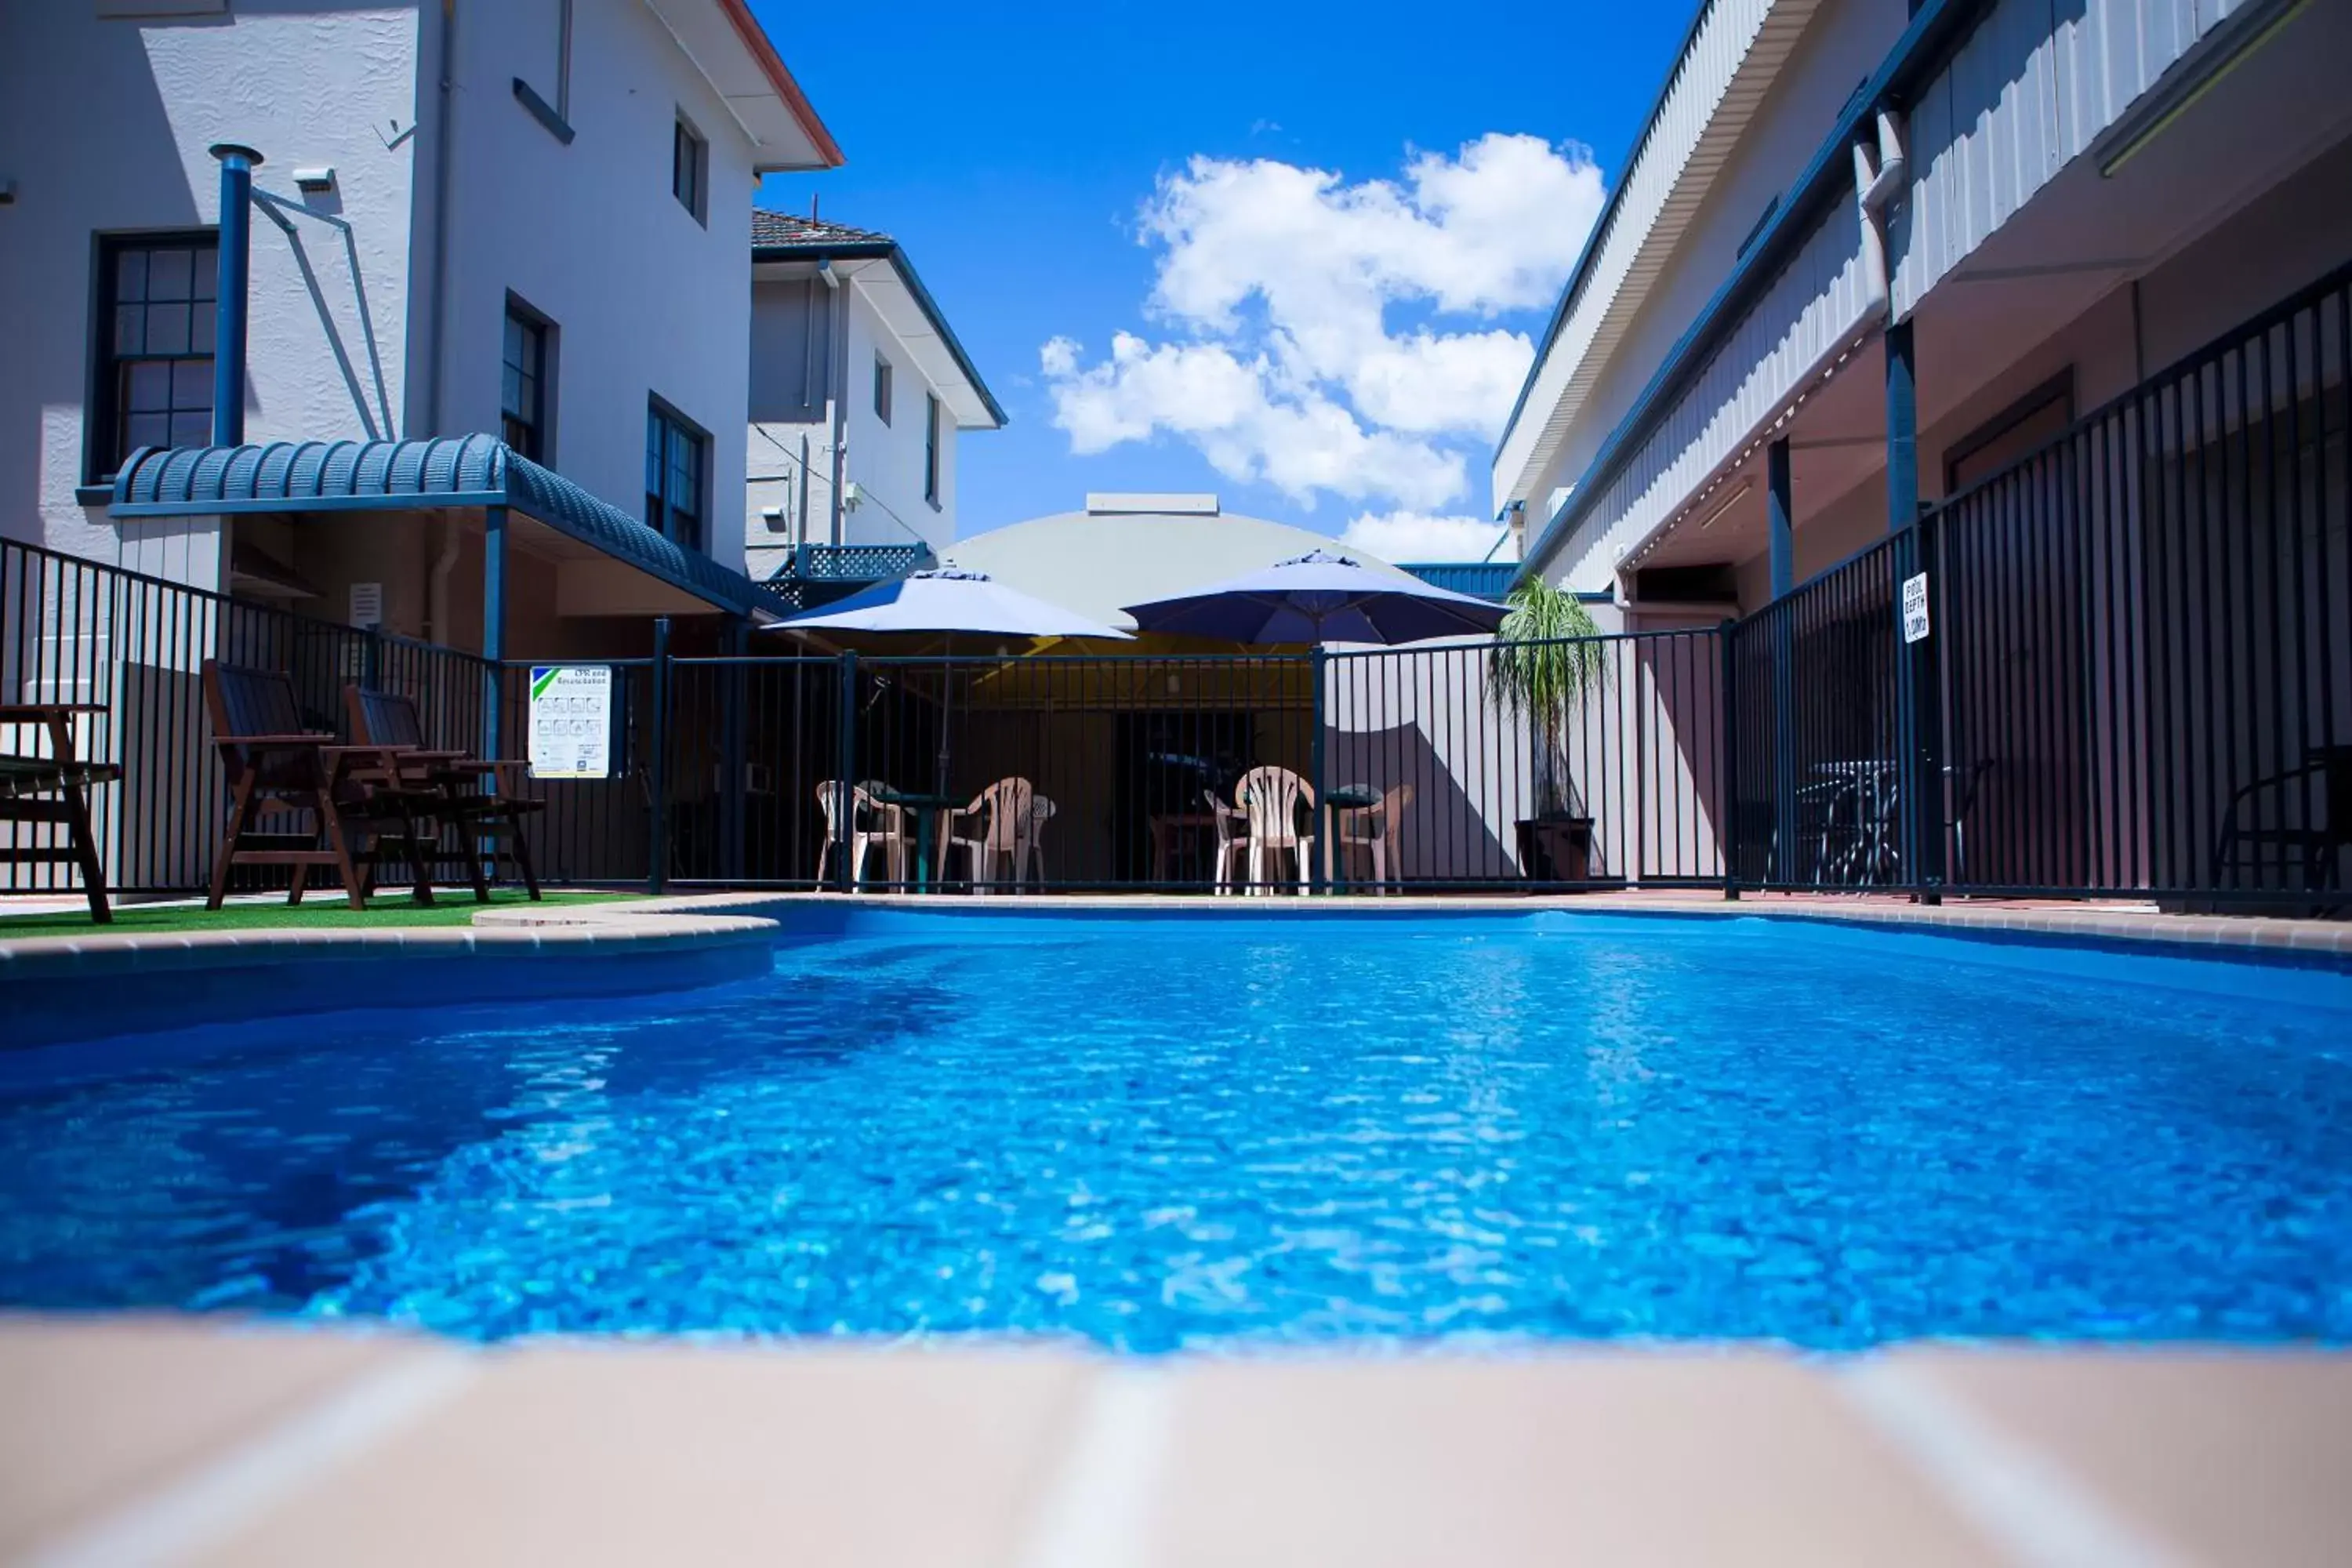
[1896, 0, 2249, 312]
[1552, 200, 1876, 589]
[1543, 0, 2259, 593]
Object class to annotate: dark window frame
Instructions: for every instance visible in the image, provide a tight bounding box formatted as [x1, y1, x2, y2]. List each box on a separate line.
[645, 394, 710, 553]
[873, 354, 893, 425]
[924, 392, 942, 509]
[85, 227, 220, 485]
[671, 114, 707, 226]
[501, 292, 558, 463]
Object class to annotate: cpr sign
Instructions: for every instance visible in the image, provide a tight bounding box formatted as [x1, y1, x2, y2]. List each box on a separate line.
[528, 666, 612, 779]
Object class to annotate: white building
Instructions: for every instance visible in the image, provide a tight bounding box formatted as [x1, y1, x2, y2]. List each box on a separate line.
[1497, 0, 2352, 622]
[745, 212, 1004, 590]
[0, 0, 842, 655]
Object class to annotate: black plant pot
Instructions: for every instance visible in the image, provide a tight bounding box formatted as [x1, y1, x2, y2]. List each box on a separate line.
[1516, 814, 1593, 884]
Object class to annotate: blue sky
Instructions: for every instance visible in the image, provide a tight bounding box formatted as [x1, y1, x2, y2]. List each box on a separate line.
[750, 2, 1694, 556]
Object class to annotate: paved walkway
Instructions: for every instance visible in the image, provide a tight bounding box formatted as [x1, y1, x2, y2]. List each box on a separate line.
[3, 1318, 2345, 1566]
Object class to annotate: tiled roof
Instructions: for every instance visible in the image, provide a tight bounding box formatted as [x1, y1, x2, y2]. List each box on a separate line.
[750, 211, 892, 250]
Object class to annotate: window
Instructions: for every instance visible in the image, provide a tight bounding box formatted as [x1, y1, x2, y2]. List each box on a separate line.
[90, 232, 217, 481]
[1944, 371, 2074, 495]
[645, 397, 707, 551]
[671, 115, 706, 224]
[873, 354, 892, 425]
[924, 392, 942, 507]
[501, 298, 554, 461]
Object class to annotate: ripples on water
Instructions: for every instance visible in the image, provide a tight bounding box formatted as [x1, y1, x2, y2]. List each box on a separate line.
[2, 914, 2347, 1350]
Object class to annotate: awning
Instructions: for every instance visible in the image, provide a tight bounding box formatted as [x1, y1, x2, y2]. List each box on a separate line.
[111, 435, 792, 621]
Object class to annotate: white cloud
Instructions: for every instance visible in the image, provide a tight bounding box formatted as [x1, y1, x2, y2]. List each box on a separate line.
[1041, 133, 1605, 514]
[1338, 511, 1514, 564]
[1043, 333, 1467, 510]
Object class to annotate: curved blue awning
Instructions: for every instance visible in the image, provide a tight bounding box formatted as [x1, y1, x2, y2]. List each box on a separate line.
[111, 435, 789, 620]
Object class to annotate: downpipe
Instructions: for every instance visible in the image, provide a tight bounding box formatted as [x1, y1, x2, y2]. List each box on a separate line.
[1852, 107, 1907, 325]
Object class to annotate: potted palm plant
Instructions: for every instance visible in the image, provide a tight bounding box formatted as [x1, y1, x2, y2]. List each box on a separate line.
[1487, 579, 1606, 883]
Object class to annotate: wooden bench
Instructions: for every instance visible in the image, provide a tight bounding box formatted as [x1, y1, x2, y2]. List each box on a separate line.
[0, 702, 119, 923]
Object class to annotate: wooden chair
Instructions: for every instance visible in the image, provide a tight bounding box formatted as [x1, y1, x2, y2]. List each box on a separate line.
[1334, 782, 1413, 893]
[1235, 764, 1314, 894]
[344, 685, 543, 902]
[0, 702, 121, 923]
[202, 661, 439, 911]
[1205, 786, 1250, 895]
[814, 779, 906, 888]
[938, 776, 1044, 890]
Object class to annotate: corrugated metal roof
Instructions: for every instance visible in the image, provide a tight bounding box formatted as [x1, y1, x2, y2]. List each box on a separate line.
[111, 436, 791, 620]
[1399, 562, 1517, 602]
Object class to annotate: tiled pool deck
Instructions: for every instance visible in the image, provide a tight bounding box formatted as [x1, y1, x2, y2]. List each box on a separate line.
[4, 892, 2347, 1561]
[4, 1317, 2347, 1566]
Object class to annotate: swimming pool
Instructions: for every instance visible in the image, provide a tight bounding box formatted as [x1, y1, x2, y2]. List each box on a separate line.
[2, 908, 2347, 1351]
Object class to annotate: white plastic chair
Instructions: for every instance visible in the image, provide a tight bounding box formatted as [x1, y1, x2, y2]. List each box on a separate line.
[1206, 786, 1250, 895]
[1334, 782, 1412, 893]
[938, 776, 1043, 890]
[814, 779, 906, 889]
[1236, 765, 1314, 894]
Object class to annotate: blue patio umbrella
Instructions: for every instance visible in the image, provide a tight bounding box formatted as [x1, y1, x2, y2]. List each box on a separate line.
[1120, 550, 1508, 645]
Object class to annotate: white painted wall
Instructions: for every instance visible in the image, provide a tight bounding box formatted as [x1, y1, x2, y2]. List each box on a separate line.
[744, 266, 964, 568]
[840, 282, 955, 554]
[434, 0, 757, 571]
[1, 0, 769, 590]
[0, 2, 423, 574]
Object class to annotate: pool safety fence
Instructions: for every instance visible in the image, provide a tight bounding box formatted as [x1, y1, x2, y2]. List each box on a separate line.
[1727, 260, 2352, 912]
[1, 539, 488, 897]
[3, 270, 2345, 909]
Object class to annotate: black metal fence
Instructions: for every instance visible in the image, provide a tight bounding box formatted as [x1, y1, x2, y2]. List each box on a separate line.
[1729, 262, 2350, 910]
[571, 633, 1724, 894]
[6, 269, 2343, 909]
[2, 538, 489, 895]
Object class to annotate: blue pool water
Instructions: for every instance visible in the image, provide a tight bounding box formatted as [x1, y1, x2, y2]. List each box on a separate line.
[2, 910, 2349, 1351]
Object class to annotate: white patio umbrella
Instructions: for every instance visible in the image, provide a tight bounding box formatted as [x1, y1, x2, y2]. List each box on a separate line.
[768, 567, 1132, 642]
[766, 567, 1129, 800]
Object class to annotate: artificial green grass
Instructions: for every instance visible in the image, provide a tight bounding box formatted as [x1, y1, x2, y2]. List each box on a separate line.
[0, 889, 638, 937]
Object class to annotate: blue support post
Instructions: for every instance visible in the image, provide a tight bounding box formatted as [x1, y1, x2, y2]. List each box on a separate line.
[1883, 317, 1943, 902]
[207, 144, 261, 448]
[1766, 437, 1798, 882]
[481, 504, 506, 759]
[648, 616, 671, 895]
[1885, 319, 1918, 534]
[1309, 644, 1328, 895]
[1719, 618, 1740, 901]
[720, 616, 748, 881]
[1766, 437, 1795, 598]
[833, 652, 858, 893]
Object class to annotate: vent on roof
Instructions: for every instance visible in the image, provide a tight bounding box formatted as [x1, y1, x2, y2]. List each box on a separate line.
[1085, 492, 1218, 516]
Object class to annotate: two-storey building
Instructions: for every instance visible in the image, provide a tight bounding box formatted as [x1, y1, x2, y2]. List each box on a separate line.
[1, 0, 842, 657]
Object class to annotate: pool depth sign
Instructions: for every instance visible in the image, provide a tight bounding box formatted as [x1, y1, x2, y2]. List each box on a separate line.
[528, 665, 612, 779]
[1900, 572, 1931, 644]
